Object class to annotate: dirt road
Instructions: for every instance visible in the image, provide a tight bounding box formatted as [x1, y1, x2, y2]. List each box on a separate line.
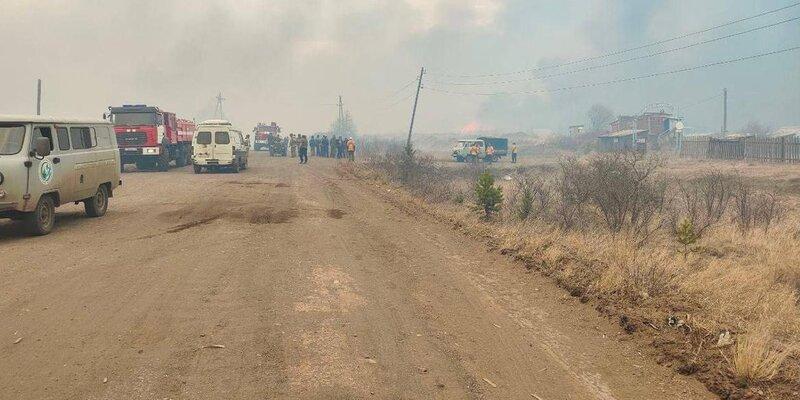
[0, 154, 714, 399]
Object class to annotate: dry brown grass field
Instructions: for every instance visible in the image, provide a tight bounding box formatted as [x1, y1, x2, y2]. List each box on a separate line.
[345, 150, 800, 399]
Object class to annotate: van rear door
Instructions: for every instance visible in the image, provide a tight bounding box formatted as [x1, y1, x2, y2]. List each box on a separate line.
[215, 131, 231, 161]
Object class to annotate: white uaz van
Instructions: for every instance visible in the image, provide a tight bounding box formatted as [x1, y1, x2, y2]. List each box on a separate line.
[191, 120, 249, 173]
[0, 116, 122, 235]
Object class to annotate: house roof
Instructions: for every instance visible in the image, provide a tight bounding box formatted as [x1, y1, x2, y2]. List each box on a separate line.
[599, 129, 647, 138]
[771, 126, 800, 138]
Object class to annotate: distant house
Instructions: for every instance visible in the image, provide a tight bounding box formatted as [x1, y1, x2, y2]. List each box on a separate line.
[568, 125, 584, 135]
[598, 129, 647, 152]
[771, 126, 800, 139]
[608, 110, 683, 151]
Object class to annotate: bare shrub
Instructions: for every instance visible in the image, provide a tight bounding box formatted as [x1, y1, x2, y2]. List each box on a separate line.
[365, 146, 455, 202]
[586, 152, 668, 238]
[752, 191, 785, 233]
[671, 171, 734, 251]
[554, 157, 591, 229]
[732, 179, 786, 233]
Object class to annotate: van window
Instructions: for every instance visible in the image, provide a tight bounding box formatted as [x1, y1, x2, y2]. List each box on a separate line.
[96, 126, 112, 148]
[215, 131, 230, 144]
[0, 125, 25, 155]
[70, 127, 96, 150]
[196, 131, 212, 144]
[32, 127, 54, 151]
[56, 127, 70, 150]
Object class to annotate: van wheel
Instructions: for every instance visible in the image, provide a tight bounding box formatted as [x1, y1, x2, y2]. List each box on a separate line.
[84, 185, 109, 217]
[231, 159, 241, 173]
[193, 164, 202, 174]
[25, 195, 56, 235]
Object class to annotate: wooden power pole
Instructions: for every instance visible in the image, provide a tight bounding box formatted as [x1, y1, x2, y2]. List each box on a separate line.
[36, 79, 42, 116]
[722, 88, 728, 134]
[406, 67, 425, 152]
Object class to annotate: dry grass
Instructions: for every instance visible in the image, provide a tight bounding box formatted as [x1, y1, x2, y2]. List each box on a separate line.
[345, 151, 800, 397]
[732, 322, 797, 385]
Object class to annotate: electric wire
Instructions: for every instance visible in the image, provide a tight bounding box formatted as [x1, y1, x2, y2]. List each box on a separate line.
[424, 46, 800, 96]
[430, 16, 800, 86]
[428, 2, 800, 78]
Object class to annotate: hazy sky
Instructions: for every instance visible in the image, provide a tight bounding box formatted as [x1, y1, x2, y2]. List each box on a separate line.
[1, 0, 798, 135]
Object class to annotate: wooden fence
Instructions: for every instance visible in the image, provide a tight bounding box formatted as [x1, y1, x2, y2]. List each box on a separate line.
[680, 137, 800, 163]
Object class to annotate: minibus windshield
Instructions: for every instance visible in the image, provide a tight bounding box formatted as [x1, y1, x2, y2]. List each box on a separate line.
[0, 125, 25, 155]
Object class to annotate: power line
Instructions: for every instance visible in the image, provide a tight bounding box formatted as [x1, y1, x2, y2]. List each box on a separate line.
[428, 2, 800, 78]
[384, 77, 419, 100]
[431, 16, 800, 86]
[425, 45, 800, 96]
[384, 92, 415, 109]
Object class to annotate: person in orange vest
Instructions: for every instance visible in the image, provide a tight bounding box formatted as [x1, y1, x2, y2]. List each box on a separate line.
[468, 143, 479, 163]
[485, 145, 495, 163]
[346, 137, 356, 161]
[511, 142, 518, 163]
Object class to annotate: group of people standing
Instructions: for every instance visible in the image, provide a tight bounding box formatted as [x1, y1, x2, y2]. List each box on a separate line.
[289, 133, 355, 165]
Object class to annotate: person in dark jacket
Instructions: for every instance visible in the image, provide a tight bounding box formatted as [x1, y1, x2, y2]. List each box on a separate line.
[298, 135, 309, 164]
[309, 135, 317, 157]
[321, 135, 329, 157]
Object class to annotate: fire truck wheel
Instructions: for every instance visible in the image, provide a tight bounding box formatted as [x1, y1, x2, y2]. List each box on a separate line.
[84, 185, 109, 218]
[175, 149, 187, 167]
[193, 164, 202, 174]
[157, 147, 170, 172]
[135, 160, 154, 170]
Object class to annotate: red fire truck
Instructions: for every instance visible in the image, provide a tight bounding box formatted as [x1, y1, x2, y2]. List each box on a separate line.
[109, 105, 196, 171]
[253, 122, 281, 151]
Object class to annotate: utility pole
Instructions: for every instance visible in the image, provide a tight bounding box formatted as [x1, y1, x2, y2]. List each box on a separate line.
[36, 79, 42, 115]
[722, 88, 728, 134]
[406, 66, 425, 152]
[337, 95, 344, 135]
[214, 92, 225, 119]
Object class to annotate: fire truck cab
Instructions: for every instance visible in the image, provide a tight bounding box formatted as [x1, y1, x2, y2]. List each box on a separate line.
[109, 105, 195, 172]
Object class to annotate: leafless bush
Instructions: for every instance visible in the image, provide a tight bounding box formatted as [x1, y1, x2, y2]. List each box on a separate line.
[365, 145, 456, 202]
[672, 171, 735, 238]
[554, 157, 592, 229]
[732, 179, 786, 233]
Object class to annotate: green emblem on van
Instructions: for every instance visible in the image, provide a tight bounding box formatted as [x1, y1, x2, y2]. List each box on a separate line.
[39, 159, 53, 184]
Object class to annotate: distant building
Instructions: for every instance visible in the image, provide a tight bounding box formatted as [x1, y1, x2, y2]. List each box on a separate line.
[597, 129, 647, 152]
[771, 126, 800, 139]
[605, 110, 683, 151]
[568, 125, 584, 135]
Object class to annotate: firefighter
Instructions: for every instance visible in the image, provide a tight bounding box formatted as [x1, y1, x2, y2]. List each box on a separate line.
[511, 142, 518, 163]
[468, 142, 479, 163]
[330, 136, 337, 158]
[290, 134, 298, 158]
[298, 135, 309, 164]
[346, 137, 356, 161]
[309, 135, 317, 157]
[321, 135, 329, 157]
[486, 145, 495, 163]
